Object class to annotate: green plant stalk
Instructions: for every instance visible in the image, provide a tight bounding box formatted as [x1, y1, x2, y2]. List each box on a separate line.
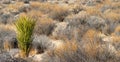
[15, 17, 35, 57]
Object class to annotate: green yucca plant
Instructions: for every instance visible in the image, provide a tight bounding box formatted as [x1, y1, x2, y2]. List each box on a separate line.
[15, 17, 36, 57]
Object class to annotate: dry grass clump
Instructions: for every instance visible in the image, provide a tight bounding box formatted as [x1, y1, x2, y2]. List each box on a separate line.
[30, 2, 45, 9]
[112, 9, 120, 14]
[64, 11, 89, 28]
[30, 2, 69, 21]
[7, 2, 24, 12]
[86, 16, 106, 31]
[49, 7, 69, 21]
[83, 29, 101, 40]
[0, 24, 15, 30]
[83, 39, 100, 58]
[41, 40, 87, 62]
[3, 37, 18, 51]
[19, 12, 27, 17]
[104, 11, 120, 22]
[75, 26, 89, 42]
[111, 25, 120, 36]
[32, 35, 53, 55]
[27, 10, 44, 19]
[111, 35, 120, 44]
[0, 13, 16, 24]
[114, 25, 120, 33]
[52, 22, 78, 40]
[30, 2, 60, 13]
[41, 36, 119, 62]
[111, 2, 120, 9]
[68, 4, 84, 14]
[102, 22, 119, 35]
[82, 29, 101, 57]
[53, 41, 78, 57]
[85, 6, 102, 16]
[19, 10, 44, 20]
[103, 0, 112, 4]
[81, 30, 117, 61]
[0, 24, 16, 50]
[34, 17, 55, 36]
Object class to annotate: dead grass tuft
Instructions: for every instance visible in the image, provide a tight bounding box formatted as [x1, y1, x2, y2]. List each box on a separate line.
[104, 10, 120, 22]
[85, 7, 102, 16]
[30, 2, 69, 21]
[19, 10, 44, 20]
[82, 29, 101, 57]
[83, 29, 100, 40]
[7, 2, 24, 12]
[114, 25, 120, 33]
[0, 24, 15, 31]
[34, 17, 55, 36]
[53, 40, 78, 57]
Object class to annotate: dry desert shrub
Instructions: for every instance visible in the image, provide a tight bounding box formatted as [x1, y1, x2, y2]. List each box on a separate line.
[27, 10, 44, 19]
[19, 12, 27, 17]
[82, 39, 100, 58]
[80, 30, 118, 62]
[30, 2, 60, 13]
[112, 25, 120, 36]
[86, 16, 106, 31]
[81, 29, 101, 57]
[19, 10, 44, 20]
[82, 29, 101, 41]
[32, 35, 54, 54]
[7, 2, 24, 12]
[49, 7, 69, 21]
[41, 40, 88, 62]
[104, 11, 120, 22]
[69, 4, 85, 14]
[85, 6, 102, 16]
[41, 35, 119, 62]
[114, 25, 120, 33]
[52, 22, 78, 40]
[0, 13, 16, 24]
[64, 11, 89, 27]
[102, 22, 119, 35]
[110, 35, 120, 50]
[75, 25, 90, 42]
[30, 2, 69, 21]
[6, 1, 31, 13]
[111, 2, 120, 9]
[112, 9, 120, 14]
[0, 24, 16, 50]
[34, 17, 55, 36]
[103, 0, 112, 4]
[53, 41, 78, 57]
[3, 36, 18, 51]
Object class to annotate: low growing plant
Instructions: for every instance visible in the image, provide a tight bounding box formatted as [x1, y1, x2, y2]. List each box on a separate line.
[15, 17, 35, 57]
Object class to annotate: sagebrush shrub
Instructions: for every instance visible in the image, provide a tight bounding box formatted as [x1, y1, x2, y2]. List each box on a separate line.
[32, 35, 54, 54]
[15, 17, 35, 57]
[0, 24, 16, 51]
[49, 8, 69, 21]
[34, 17, 55, 36]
